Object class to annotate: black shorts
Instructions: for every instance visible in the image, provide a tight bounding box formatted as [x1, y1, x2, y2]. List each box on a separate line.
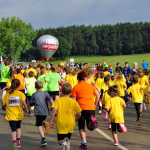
[27, 96, 31, 101]
[48, 91, 59, 96]
[9, 121, 21, 131]
[57, 133, 72, 141]
[111, 122, 121, 132]
[0, 82, 6, 90]
[36, 115, 47, 126]
[78, 110, 95, 130]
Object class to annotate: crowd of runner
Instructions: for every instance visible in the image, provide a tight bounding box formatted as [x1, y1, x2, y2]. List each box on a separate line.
[0, 59, 149, 150]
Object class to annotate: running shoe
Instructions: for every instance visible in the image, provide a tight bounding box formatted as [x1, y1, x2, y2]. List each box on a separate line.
[43, 122, 50, 134]
[104, 112, 108, 121]
[113, 141, 119, 146]
[80, 143, 87, 149]
[17, 140, 21, 148]
[61, 137, 68, 150]
[13, 143, 18, 150]
[138, 117, 142, 126]
[119, 122, 127, 133]
[108, 124, 111, 130]
[40, 139, 47, 147]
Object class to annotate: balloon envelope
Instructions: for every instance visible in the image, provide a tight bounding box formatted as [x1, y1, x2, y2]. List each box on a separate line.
[37, 35, 59, 60]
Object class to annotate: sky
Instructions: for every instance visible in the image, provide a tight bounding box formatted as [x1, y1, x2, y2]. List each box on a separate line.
[0, 0, 150, 29]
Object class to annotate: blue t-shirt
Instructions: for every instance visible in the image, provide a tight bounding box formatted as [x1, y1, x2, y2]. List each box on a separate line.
[142, 62, 149, 69]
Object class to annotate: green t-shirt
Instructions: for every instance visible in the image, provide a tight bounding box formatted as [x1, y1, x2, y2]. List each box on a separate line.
[0, 66, 10, 82]
[46, 72, 61, 92]
[38, 75, 47, 92]
[103, 63, 108, 69]
[25, 78, 37, 96]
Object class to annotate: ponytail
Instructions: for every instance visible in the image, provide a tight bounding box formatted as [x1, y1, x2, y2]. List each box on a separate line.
[9, 79, 20, 94]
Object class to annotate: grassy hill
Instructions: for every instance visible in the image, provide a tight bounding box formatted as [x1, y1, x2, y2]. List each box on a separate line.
[51, 53, 150, 70]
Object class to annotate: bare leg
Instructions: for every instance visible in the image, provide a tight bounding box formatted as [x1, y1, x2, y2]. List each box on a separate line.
[16, 128, 21, 139]
[12, 131, 17, 141]
[79, 129, 86, 140]
[112, 131, 118, 141]
[67, 140, 70, 150]
[38, 126, 45, 138]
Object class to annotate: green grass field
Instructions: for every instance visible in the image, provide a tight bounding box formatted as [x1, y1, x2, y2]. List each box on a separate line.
[50, 53, 150, 70]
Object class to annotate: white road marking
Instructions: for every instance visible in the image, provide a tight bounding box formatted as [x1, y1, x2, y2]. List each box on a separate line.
[96, 128, 128, 150]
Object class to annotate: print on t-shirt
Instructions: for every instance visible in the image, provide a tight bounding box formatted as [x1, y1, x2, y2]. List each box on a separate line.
[9, 96, 20, 106]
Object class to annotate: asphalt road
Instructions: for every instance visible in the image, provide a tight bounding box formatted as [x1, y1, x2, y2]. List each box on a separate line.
[0, 98, 150, 150]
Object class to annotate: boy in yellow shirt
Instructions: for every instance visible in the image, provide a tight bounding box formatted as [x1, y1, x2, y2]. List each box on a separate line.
[127, 77, 144, 126]
[105, 85, 126, 146]
[50, 83, 82, 150]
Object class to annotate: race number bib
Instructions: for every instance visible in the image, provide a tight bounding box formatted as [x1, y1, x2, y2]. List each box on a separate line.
[9, 96, 20, 106]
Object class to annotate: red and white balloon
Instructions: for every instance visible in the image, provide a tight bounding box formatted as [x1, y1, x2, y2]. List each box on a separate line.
[37, 35, 59, 60]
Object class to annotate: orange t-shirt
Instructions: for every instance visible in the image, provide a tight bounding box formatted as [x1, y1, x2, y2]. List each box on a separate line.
[15, 74, 25, 90]
[71, 81, 97, 110]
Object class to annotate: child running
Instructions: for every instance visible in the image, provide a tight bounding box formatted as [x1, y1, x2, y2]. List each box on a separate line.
[95, 71, 104, 114]
[25, 71, 37, 114]
[37, 69, 47, 92]
[30, 80, 53, 147]
[105, 85, 126, 146]
[2, 79, 28, 150]
[50, 83, 82, 150]
[127, 77, 144, 126]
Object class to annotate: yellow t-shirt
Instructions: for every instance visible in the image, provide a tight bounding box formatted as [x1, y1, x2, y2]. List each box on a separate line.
[95, 78, 104, 91]
[65, 74, 78, 88]
[144, 85, 150, 108]
[104, 71, 110, 76]
[137, 75, 149, 88]
[114, 75, 126, 83]
[52, 97, 82, 134]
[3, 91, 26, 121]
[105, 97, 125, 123]
[127, 84, 143, 103]
[114, 79, 126, 96]
[26, 68, 37, 78]
[101, 83, 111, 105]
[6, 79, 12, 88]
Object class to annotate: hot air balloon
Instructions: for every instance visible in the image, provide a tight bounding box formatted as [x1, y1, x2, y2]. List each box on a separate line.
[37, 35, 59, 61]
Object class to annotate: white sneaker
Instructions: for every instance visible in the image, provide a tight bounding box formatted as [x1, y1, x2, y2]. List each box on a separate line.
[99, 110, 101, 114]
[61, 137, 68, 150]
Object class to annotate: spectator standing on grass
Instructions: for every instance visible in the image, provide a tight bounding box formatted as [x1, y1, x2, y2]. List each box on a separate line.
[103, 60, 108, 69]
[115, 62, 123, 72]
[123, 62, 131, 79]
[131, 62, 138, 77]
[98, 62, 103, 71]
[142, 60, 149, 70]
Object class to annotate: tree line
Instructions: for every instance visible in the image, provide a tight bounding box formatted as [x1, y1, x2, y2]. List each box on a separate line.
[29, 22, 150, 60]
[0, 17, 150, 61]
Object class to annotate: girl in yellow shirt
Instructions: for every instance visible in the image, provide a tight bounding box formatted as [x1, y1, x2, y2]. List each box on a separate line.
[95, 71, 104, 114]
[101, 75, 112, 129]
[105, 85, 126, 146]
[114, 74, 127, 98]
[2, 79, 28, 149]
